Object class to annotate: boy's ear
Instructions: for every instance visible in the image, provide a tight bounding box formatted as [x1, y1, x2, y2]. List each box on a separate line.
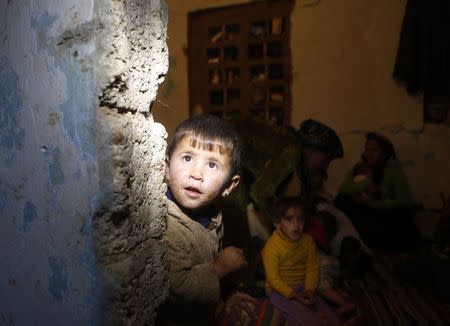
[164, 155, 170, 181]
[221, 175, 240, 197]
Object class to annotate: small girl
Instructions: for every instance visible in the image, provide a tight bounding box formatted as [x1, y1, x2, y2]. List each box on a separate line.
[262, 197, 339, 325]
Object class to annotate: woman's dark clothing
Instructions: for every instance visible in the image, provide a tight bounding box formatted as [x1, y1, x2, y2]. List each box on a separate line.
[335, 160, 420, 251]
[334, 195, 419, 251]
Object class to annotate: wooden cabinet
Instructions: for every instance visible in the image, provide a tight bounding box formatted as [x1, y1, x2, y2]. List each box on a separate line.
[188, 1, 294, 126]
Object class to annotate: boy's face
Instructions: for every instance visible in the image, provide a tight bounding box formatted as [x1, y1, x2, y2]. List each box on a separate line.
[166, 136, 240, 212]
[276, 206, 304, 241]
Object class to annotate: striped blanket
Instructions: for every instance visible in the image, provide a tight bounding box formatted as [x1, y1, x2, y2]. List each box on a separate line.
[341, 253, 450, 325]
[218, 253, 450, 325]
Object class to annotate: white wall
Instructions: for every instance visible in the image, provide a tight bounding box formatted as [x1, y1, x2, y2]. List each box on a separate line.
[288, 0, 450, 208]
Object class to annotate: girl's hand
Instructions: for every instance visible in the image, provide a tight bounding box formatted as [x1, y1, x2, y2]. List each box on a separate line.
[293, 291, 316, 305]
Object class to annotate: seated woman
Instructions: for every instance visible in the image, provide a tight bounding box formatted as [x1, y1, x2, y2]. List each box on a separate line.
[335, 132, 420, 251]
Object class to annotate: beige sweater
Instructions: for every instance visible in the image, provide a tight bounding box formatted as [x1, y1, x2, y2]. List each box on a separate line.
[165, 200, 224, 304]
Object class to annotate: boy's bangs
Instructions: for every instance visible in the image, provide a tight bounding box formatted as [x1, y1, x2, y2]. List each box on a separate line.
[188, 134, 232, 157]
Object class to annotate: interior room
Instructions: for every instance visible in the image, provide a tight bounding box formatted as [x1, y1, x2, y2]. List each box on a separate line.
[1, 0, 449, 325]
[153, 1, 450, 324]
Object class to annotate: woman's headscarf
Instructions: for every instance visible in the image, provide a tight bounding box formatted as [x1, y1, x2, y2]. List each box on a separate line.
[296, 119, 344, 201]
[297, 119, 344, 160]
[365, 132, 397, 161]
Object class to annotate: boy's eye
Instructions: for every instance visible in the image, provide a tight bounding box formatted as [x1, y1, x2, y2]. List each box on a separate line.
[208, 162, 218, 169]
[182, 155, 192, 162]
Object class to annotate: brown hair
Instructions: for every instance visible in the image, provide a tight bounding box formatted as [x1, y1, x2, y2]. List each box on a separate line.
[167, 114, 242, 175]
[272, 196, 306, 224]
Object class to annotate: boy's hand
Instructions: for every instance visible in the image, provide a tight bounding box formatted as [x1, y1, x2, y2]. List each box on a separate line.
[214, 246, 248, 278]
[293, 291, 316, 305]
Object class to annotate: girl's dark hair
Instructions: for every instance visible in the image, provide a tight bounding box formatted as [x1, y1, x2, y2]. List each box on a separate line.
[272, 196, 307, 223]
[167, 114, 242, 175]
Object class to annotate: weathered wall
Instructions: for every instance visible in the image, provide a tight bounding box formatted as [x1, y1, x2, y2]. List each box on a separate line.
[154, 0, 450, 209]
[0, 0, 168, 324]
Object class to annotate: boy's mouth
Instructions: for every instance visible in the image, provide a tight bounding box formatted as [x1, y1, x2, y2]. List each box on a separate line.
[184, 186, 202, 197]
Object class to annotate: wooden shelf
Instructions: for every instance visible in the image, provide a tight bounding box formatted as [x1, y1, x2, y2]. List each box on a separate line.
[188, 0, 294, 126]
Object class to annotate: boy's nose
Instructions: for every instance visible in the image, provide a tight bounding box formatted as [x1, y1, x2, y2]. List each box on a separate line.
[189, 164, 203, 181]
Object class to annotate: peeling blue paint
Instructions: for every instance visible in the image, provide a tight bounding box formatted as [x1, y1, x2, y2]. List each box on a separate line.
[31, 10, 96, 157]
[0, 56, 25, 163]
[37, 11, 58, 29]
[30, 10, 58, 50]
[23, 201, 38, 232]
[75, 214, 101, 324]
[48, 256, 68, 302]
[58, 62, 96, 156]
[73, 163, 81, 180]
[0, 193, 6, 215]
[50, 190, 58, 211]
[0, 182, 7, 215]
[47, 147, 65, 185]
[0, 6, 101, 326]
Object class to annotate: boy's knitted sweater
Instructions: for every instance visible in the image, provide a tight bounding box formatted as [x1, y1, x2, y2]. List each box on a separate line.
[262, 230, 319, 298]
[165, 199, 223, 304]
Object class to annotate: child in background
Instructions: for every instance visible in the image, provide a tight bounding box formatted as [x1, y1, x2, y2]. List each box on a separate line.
[158, 114, 258, 325]
[262, 197, 339, 325]
[352, 162, 372, 183]
[305, 211, 357, 316]
[352, 162, 382, 200]
[306, 171, 357, 316]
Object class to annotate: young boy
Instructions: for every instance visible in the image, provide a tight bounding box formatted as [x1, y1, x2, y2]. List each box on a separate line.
[158, 114, 257, 325]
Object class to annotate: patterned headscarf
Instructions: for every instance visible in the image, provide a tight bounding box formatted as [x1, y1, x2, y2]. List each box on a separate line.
[297, 119, 344, 159]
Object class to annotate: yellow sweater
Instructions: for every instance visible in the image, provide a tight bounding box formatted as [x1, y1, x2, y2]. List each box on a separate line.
[262, 230, 319, 298]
